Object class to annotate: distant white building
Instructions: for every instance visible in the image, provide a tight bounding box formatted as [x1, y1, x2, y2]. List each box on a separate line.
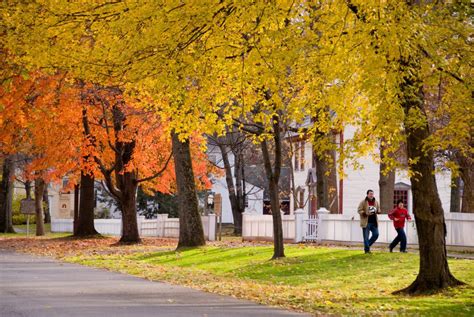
[49, 180, 121, 220]
[290, 125, 452, 216]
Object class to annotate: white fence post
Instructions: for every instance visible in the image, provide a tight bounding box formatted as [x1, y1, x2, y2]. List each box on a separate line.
[242, 212, 249, 239]
[208, 213, 216, 241]
[294, 209, 305, 243]
[317, 207, 330, 242]
[157, 214, 168, 237]
[137, 216, 145, 235]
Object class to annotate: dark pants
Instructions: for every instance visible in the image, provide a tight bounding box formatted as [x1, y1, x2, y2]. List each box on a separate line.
[390, 227, 407, 252]
[362, 223, 379, 252]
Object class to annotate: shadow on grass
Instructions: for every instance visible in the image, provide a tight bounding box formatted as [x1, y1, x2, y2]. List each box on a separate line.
[132, 245, 275, 268]
[48, 233, 107, 241]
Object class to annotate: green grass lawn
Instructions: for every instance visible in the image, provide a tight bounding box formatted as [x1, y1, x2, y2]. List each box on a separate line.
[0, 223, 68, 238]
[68, 245, 474, 316]
[14, 223, 51, 232]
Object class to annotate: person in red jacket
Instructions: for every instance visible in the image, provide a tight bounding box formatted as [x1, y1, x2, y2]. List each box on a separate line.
[388, 200, 412, 253]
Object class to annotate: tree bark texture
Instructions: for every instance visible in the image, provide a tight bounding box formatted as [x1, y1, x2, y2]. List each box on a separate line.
[218, 143, 243, 235]
[459, 154, 473, 213]
[450, 175, 461, 213]
[234, 150, 244, 234]
[73, 184, 80, 235]
[395, 58, 463, 294]
[172, 132, 205, 248]
[0, 156, 15, 233]
[34, 178, 45, 236]
[260, 115, 284, 259]
[327, 149, 339, 213]
[75, 172, 99, 236]
[379, 143, 395, 214]
[43, 184, 51, 223]
[315, 155, 329, 209]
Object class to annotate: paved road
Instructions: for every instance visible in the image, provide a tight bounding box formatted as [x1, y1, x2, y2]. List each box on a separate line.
[0, 250, 309, 317]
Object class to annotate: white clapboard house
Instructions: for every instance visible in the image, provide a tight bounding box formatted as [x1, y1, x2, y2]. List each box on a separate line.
[290, 125, 453, 217]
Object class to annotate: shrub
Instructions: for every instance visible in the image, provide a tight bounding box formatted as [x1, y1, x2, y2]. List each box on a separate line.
[12, 195, 36, 225]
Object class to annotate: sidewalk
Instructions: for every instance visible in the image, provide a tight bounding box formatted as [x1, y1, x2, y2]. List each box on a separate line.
[0, 250, 309, 317]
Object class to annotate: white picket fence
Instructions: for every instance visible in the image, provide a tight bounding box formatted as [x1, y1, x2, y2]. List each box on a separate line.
[242, 214, 296, 242]
[51, 214, 216, 241]
[242, 209, 474, 247]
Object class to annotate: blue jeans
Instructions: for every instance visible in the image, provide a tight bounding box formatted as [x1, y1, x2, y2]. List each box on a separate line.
[390, 227, 407, 252]
[362, 223, 379, 252]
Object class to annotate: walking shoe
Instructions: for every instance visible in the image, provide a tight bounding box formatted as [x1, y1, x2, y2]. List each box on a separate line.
[401, 250, 407, 253]
[365, 250, 371, 254]
[389, 246, 393, 253]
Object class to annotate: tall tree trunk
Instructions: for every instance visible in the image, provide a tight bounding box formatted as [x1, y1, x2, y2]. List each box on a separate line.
[450, 175, 461, 213]
[328, 149, 339, 213]
[34, 178, 45, 236]
[234, 150, 244, 234]
[25, 180, 32, 199]
[314, 133, 338, 212]
[118, 172, 140, 243]
[379, 142, 395, 214]
[218, 143, 242, 235]
[0, 156, 15, 233]
[315, 154, 328, 209]
[75, 172, 99, 236]
[110, 103, 141, 243]
[260, 115, 284, 259]
[459, 154, 473, 213]
[73, 184, 80, 235]
[42, 184, 51, 223]
[172, 132, 205, 248]
[395, 57, 463, 294]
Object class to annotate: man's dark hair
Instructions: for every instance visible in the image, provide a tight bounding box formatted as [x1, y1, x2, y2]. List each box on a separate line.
[366, 189, 374, 195]
[396, 199, 404, 205]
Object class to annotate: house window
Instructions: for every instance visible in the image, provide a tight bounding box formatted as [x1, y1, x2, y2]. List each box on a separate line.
[393, 190, 408, 208]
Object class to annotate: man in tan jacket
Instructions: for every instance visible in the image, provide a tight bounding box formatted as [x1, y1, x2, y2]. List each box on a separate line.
[358, 189, 380, 253]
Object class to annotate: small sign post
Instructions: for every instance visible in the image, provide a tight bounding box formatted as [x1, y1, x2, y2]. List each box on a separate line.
[20, 199, 36, 236]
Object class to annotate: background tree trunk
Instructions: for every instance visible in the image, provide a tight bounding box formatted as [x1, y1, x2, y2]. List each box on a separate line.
[118, 172, 140, 243]
[43, 184, 51, 224]
[379, 143, 395, 214]
[25, 180, 32, 199]
[172, 132, 205, 248]
[260, 115, 284, 259]
[315, 155, 329, 209]
[314, 133, 338, 212]
[450, 175, 461, 213]
[110, 104, 141, 243]
[0, 156, 16, 233]
[75, 172, 99, 236]
[395, 58, 463, 294]
[459, 155, 473, 213]
[218, 143, 243, 235]
[34, 178, 45, 236]
[328, 149, 339, 213]
[234, 150, 244, 234]
[73, 184, 80, 235]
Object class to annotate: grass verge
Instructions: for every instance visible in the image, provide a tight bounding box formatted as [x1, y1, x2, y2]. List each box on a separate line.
[63, 244, 474, 316]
